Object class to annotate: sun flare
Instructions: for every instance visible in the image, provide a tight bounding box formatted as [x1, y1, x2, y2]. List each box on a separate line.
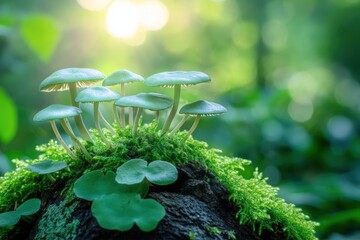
[105, 0, 169, 41]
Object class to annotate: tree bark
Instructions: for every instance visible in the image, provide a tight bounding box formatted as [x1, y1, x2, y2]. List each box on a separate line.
[6, 163, 284, 240]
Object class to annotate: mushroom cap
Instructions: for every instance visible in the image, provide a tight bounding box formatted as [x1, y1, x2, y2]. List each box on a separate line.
[33, 104, 82, 122]
[40, 68, 105, 92]
[103, 69, 144, 86]
[75, 86, 121, 103]
[114, 92, 172, 111]
[179, 100, 227, 116]
[144, 71, 210, 87]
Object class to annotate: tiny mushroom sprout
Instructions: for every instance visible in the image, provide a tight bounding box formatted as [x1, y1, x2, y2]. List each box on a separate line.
[27, 159, 68, 182]
[103, 70, 144, 127]
[75, 86, 120, 146]
[39, 68, 105, 142]
[172, 100, 227, 140]
[33, 104, 91, 160]
[144, 71, 211, 135]
[114, 93, 172, 136]
[0, 198, 41, 227]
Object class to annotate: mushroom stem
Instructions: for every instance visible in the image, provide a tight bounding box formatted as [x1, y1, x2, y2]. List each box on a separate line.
[60, 119, 91, 160]
[129, 107, 134, 126]
[185, 115, 201, 140]
[49, 120, 77, 159]
[132, 108, 143, 136]
[64, 118, 88, 152]
[129, 107, 137, 126]
[170, 114, 190, 135]
[113, 105, 122, 129]
[94, 102, 111, 147]
[62, 118, 82, 150]
[155, 110, 160, 122]
[162, 85, 181, 135]
[69, 84, 93, 142]
[120, 83, 126, 127]
[99, 110, 115, 134]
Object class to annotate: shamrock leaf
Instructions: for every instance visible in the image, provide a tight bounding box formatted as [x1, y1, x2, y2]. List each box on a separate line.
[116, 159, 178, 186]
[74, 170, 148, 201]
[91, 194, 165, 232]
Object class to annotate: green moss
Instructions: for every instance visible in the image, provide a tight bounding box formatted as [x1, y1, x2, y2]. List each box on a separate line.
[205, 225, 236, 240]
[35, 198, 80, 239]
[0, 123, 318, 239]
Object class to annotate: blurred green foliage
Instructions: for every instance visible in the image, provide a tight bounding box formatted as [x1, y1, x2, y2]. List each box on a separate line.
[0, 0, 359, 238]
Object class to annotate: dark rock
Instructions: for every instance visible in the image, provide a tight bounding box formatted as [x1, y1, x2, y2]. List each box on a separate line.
[9, 162, 281, 240]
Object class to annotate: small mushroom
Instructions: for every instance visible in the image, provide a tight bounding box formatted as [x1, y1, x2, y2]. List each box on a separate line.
[33, 104, 91, 160]
[75, 86, 120, 146]
[144, 71, 210, 135]
[172, 100, 227, 140]
[27, 159, 68, 182]
[114, 93, 172, 136]
[39, 68, 105, 142]
[103, 70, 144, 127]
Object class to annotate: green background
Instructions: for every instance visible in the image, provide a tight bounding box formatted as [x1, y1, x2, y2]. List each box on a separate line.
[1, 0, 360, 238]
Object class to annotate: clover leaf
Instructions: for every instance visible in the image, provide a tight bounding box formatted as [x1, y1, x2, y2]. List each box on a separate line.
[91, 194, 165, 232]
[0, 211, 20, 227]
[27, 159, 67, 174]
[16, 198, 41, 216]
[0, 198, 41, 228]
[116, 159, 178, 186]
[74, 170, 149, 201]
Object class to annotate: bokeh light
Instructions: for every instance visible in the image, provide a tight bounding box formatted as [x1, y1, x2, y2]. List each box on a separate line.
[106, 0, 140, 39]
[77, 0, 110, 11]
[138, 0, 169, 31]
[105, 0, 169, 41]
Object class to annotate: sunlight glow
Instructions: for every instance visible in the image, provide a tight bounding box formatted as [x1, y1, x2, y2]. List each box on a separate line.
[105, 0, 169, 41]
[77, 0, 110, 11]
[138, 1, 169, 31]
[106, 0, 139, 38]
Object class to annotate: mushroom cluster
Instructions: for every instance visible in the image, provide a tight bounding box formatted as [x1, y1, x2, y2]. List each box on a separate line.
[34, 68, 227, 160]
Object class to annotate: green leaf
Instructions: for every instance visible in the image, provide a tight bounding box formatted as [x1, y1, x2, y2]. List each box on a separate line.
[0, 211, 20, 227]
[91, 194, 165, 232]
[27, 159, 67, 175]
[20, 14, 60, 62]
[74, 170, 148, 201]
[0, 87, 17, 144]
[0, 198, 41, 227]
[116, 159, 178, 186]
[16, 198, 41, 216]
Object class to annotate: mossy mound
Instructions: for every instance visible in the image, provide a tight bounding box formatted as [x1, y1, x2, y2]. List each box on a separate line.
[0, 123, 318, 239]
